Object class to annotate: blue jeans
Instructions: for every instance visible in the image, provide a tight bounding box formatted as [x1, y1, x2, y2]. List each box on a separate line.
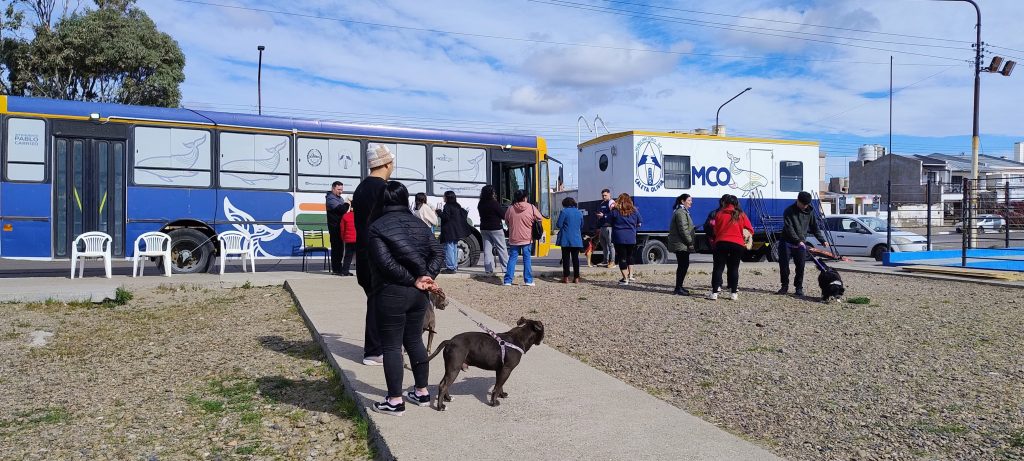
[444, 241, 458, 271]
[504, 244, 533, 285]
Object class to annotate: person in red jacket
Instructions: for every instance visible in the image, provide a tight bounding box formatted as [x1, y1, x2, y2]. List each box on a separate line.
[339, 201, 358, 276]
[707, 194, 753, 301]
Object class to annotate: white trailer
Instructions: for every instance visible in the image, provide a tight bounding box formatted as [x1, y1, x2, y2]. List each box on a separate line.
[577, 131, 820, 263]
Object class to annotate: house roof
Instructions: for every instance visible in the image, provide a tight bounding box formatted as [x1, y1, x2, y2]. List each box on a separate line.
[908, 153, 1024, 173]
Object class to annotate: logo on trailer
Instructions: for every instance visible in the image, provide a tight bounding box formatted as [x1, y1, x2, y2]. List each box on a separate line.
[634, 137, 665, 192]
[692, 166, 732, 186]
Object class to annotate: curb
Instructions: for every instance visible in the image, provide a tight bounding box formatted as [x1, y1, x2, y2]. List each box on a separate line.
[836, 265, 1024, 289]
[284, 280, 394, 461]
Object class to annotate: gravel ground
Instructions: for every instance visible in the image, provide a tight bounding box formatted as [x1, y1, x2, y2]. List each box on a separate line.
[0, 284, 372, 460]
[441, 265, 1024, 460]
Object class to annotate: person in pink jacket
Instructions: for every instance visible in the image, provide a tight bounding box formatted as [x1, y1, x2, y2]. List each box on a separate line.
[503, 189, 542, 286]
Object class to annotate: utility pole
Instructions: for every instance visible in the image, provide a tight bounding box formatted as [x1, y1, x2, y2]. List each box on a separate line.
[257, 45, 265, 115]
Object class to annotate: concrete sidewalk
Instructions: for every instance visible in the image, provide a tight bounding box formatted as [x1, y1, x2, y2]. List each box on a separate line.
[286, 277, 782, 461]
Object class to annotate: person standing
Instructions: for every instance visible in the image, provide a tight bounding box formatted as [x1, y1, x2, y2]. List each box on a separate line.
[594, 189, 617, 268]
[413, 192, 438, 230]
[366, 181, 444, 416]
[477, 185, 508, 276]
[608, 193, 642, 285]
[666, 194, 695, 295]
[707, 195, 753, 301]
[556, 197, 584, 283]
[439, 191, 470, 274]
[778, 191, 830, 297]
[353, 143, 396, 366]
[338, 200, 357, 276]
[503, 189, 542, 287]
[325, 181, 349, 274]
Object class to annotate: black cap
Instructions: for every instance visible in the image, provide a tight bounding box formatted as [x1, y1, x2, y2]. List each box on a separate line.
[797, 191, 812, 204]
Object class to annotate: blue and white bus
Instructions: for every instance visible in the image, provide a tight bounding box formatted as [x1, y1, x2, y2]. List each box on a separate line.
[0, 95, 552, 272]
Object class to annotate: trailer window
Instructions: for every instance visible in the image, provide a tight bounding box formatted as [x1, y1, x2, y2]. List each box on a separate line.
[664, 155, 691, 189]
[780, 161, 803, 192]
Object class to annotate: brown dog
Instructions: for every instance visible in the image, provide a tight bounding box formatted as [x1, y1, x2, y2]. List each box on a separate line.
[425, 317, 544, 410]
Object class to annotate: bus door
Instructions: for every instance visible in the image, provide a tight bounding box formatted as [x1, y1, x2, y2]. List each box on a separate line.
[53, 137, 127, 258]
[490, 150, 535, 208]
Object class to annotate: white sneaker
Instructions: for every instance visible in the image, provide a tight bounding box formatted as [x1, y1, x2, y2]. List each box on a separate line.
[525, 282, 536, 287]
[362, 355, 383, 366]
[729, 292, 738, 301]
[628, 275, 636, 282]
[706, 291, 719, 300]
[502, 282, 512, 286]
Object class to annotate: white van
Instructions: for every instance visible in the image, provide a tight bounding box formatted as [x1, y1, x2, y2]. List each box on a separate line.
[824, 214, 927, 260]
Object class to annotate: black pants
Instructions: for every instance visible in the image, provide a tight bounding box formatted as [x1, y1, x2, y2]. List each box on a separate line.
[562, 247, 581, 278]
[375, 284, 429, 399]
[712, 242, 744, 293]
[778, 243, 806, 289]
[328, 226, 343, 273]
[341, 242, 356, 274]
[614, 243, 635, 270]
[674, 251, 690, 291]
[356, 252, 381, 357]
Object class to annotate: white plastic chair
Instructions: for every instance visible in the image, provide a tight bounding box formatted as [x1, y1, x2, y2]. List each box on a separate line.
[133, 231, 172, 277]
[70, 231, 113, 279]
[218, 230, 255, 274]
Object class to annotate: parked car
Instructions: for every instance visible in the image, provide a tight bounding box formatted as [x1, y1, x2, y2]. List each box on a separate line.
[824, 214, 927, 260]
[954, 214, 1006, 233]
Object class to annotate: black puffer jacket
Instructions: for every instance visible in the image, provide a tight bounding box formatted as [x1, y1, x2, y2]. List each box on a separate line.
[367, 205, 444, 294]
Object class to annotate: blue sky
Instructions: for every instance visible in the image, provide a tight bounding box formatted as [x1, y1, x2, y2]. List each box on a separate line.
[137, 0, 1024, 188]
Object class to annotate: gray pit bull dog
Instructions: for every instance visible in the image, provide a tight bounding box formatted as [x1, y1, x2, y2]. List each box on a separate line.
[424, 317, 544, 410]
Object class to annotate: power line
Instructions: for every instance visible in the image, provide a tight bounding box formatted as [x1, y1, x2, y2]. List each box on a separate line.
[599, 0, 972, 45]
[171, 0, 961, 67]
[528, 0, 969, 62]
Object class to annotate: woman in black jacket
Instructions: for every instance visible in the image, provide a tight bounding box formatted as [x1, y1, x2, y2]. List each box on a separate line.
[438, 190, 469, 273]
[477, 185, 508, 276]
[367, 181, 444, 416]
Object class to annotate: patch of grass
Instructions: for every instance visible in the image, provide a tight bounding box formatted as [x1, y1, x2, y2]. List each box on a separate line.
[1010, 429, 1024, 448]
[3, 329, 19, 340]
[846, 297, 871, 305]
[241, 281, 253, 289]
[916, 422, 968, 435]
[240, 411, 261, 425]
[699, 380, 714, 389]
[0, 407, 72, 430]
[114, 287, 134, 305]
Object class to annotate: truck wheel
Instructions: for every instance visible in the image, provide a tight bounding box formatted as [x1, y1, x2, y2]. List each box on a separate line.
[458, 235, 481, 267]
[641, 240, 668, 265]
[167, 228, 214, 274]
[766, 244, 780, 262]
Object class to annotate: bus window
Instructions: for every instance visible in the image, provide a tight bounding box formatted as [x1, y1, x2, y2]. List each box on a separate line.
[133, 126, 212, 187]
[432, 146, 487, 195]
[539, 160, 549, 218]
[5, 118, 46, 182]
[219, 132, 290, 190]
[378, 143, 427, 195]
[297, 138, 361, 192]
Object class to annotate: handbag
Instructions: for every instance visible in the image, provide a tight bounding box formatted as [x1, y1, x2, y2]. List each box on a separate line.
[531, 219, 544, 241]
[742, 228, 754, 250]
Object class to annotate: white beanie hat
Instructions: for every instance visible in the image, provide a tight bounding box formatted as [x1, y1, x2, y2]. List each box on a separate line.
[366, 143, 395, 169]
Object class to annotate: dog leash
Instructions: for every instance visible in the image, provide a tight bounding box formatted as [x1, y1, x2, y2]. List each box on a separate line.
[456, 308, 524, 363]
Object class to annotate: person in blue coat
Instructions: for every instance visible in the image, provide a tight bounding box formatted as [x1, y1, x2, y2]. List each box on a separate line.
[556, 197, 585, 283]
[609, 193, 642, 285]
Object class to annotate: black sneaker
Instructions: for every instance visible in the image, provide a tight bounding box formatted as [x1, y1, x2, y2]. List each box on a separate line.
[674, 288, 690, 296]
[405, 390, 431, 407]
[372, 400, 405, 416]
[776, 287, 788, 295]
[794, 288, 805, 297]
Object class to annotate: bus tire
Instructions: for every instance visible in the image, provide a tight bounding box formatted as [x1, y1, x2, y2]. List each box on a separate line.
[458, 235, 481, 267]
[167, 228, 214, 274]
[641, 239, 668, 265]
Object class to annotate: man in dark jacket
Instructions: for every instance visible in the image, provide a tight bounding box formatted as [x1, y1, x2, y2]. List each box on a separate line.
[326, 181, 349, 274]
[353, 143, 395, 366]
[777, 191, 829, 296]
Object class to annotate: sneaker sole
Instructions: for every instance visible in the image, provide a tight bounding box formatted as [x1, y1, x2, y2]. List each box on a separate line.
[372, 406, 404, 416]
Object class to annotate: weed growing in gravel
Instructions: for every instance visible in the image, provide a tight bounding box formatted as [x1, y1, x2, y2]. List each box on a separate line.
[0, 407, 71, 430]
[242, 281, 253, 289]
[113, 288, 133, 306]
[847, 297, 871, 305]
[1011, 430, 1024, 448]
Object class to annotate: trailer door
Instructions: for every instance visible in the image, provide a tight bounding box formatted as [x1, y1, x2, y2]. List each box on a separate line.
[747, 148, 775, 212]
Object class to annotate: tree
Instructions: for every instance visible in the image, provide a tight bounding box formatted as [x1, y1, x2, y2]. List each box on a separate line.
[1, 0, 185, 107]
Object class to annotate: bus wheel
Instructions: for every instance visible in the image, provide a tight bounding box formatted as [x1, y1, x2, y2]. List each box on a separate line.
[168, 228, 214, 274]
[457, 236, 481, 267]
[641, 240, 668, 265]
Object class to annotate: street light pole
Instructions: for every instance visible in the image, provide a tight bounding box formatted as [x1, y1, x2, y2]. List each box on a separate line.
[714, 87, 752, 136]
[257, 45, 265, 116]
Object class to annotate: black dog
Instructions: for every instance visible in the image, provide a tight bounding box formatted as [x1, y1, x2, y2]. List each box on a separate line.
[425, 317, 544, 410]
[811, 255, 845, 302]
